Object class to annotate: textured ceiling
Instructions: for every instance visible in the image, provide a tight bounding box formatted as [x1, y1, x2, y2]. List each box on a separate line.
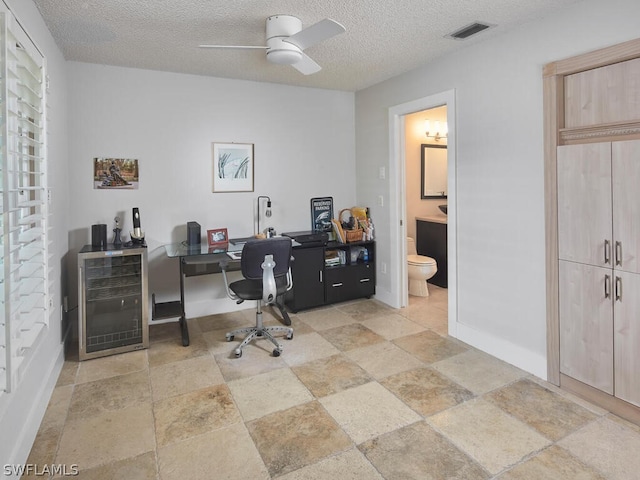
[33, 0, 583, 92]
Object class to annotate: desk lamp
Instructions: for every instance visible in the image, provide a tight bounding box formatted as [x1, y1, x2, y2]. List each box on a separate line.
[257, 195, 273, 236]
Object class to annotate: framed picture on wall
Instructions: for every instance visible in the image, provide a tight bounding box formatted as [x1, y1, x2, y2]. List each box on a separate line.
[93, 158, 140, 189]
[207, 228, 229, 247]
[212, 142, 254, 192]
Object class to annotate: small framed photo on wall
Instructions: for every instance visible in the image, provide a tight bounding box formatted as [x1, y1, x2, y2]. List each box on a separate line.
[207, 228, 228, 247]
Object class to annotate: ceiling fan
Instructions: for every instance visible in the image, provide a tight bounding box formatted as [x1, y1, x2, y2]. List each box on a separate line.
[199, 15, 346, 75]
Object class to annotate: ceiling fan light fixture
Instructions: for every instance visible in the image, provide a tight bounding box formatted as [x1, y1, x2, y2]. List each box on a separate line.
[267, 49, 302, 65]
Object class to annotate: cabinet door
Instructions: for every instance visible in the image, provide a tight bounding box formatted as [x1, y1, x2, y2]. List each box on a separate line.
[287, 246, 325, 311]
[559, 260, 614, 394]
[614, 270, 640, 407]
[612, 140, 640, 274]
[557, 143, 612, 266]
[416, 220, 447, 288]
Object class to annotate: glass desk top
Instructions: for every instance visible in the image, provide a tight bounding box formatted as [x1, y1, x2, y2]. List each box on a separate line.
[164, 241, 244, 259]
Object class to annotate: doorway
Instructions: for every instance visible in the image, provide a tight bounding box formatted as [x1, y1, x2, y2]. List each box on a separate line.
[388, 90, 457, 336]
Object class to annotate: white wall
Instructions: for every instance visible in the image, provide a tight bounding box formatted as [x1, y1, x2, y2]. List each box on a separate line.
[355, 0, 640, 378]
[0, 0, 69, 469]
[67, 63, 356, 318]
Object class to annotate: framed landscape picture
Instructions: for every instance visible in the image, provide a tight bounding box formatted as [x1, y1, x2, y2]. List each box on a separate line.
[212, 143, 254, 192]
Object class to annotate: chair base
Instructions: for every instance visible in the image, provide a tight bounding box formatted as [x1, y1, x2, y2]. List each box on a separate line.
[226, 307, 293, 358]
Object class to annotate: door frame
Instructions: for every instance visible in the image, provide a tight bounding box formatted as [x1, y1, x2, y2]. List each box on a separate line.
[388, 89, 457, 335]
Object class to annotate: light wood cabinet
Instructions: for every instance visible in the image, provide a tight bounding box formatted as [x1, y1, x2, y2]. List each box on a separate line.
[558, 140, 640, 407]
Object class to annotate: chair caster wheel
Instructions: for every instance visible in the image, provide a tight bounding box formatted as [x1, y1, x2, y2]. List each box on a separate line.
[234, 349, 242, 358]
[286, 332, 293, 340]
[272, 349, 281, 357]
[227, 335, 234, 342]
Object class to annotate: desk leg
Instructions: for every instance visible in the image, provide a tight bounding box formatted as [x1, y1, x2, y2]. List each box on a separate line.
[179, 258, 190, 347]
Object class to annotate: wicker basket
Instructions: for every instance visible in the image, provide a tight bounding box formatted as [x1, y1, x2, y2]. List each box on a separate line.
[345, 228, 363, 243]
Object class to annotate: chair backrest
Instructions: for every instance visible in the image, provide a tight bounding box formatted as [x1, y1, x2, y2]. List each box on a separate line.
[240, 237, 292, 281]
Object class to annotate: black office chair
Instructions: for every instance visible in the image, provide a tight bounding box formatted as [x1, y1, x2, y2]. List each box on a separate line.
[220, 237, 294, 358]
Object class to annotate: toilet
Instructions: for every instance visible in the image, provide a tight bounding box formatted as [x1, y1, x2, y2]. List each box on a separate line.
[407, 237, 438, 297]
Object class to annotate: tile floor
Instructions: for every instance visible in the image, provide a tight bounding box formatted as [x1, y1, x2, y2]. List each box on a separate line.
[25, 285, 640, 479]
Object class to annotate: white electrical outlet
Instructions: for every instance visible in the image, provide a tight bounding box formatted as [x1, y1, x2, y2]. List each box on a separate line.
[378, 195, 384, 207]
[381, 262, 387, 274]
[379, 167, 386, 180]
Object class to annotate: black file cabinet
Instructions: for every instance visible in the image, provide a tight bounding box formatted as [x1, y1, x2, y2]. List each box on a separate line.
[286, 240, 375, 312]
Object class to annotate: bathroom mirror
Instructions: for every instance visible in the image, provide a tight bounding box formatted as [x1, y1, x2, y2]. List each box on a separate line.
[421, 144, 447, 199]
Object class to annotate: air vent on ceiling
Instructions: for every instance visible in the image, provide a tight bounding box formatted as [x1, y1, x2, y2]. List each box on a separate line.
[446, 22, 494, 40]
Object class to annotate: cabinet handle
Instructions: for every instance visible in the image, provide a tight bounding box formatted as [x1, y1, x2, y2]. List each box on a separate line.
[615, 241, 622, 266]
[604, 274, 611, 299]
[332, 282, 343, 287]
[604, 239, 611, 264]
[359, 278, 370, 283]
[319, 271, 323, 283]
[615, 276, 622, 302]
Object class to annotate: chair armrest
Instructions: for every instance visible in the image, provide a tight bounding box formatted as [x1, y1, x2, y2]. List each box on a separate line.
[219, 260, 239, 301]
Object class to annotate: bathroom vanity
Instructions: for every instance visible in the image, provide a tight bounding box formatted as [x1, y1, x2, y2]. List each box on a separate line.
[416, 216, 447, 288]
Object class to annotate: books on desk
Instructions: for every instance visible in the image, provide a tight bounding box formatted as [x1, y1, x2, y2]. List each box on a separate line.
[227, 251, 242, 260]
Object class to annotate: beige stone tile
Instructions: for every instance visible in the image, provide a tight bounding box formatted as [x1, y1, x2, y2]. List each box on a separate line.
[150, 354, 224, 401]
[149, 321, 182, 344]
[56, 403, 155, 470]
[320, 381, 422, 444]
[559, 416, 640, 480]
[158, 422, 269, 480]
[292, 354, 372, 398]
[40, 384, 74, 431]
[393, 329, 467, 364]
[360, 312, 426, 340]
[297, 306, 357, 331]
[528, 375, 609, 416]
[214, 346, 288, 382]
[282, 313, 315, 336]
[486, 378, 597, 441]
[432, 349, 526, 395]
[359, 421, 489, 480]
[336, 299, 394, 321]
[197, 310, 248, 332]
[76, 349, 148, 384]
[56, 360, 79, 386]
[68, 370, 150, 421]
[227, 367, 313, 421]
[346, 341, 425, 379]
[246, 401, 352, 477]
[147, 333, 210, 368]
[318, 323, 385, 352]
[428, 398, 551, 475]
[281, 331, 341, 367]
[202, 327, 238, 355]
[73, 451, 158, 480]
[381, 367, 474, 416]
[153, 384, 241, 447]
[496, 445, 606, 480]
[278, 448, 384, 480]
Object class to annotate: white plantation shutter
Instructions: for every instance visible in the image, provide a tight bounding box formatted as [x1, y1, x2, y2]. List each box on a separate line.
[0, 6, 48, 394]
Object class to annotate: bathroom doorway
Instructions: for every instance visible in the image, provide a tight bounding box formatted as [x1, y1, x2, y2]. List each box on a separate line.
[388, 90, 457, 336]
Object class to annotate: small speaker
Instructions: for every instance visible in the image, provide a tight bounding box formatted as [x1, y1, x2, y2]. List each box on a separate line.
[91, 224, 107, 249]
[187, 221, 201, 245]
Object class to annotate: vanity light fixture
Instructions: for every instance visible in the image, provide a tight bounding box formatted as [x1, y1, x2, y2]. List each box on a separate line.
[425, 120, 448, 141]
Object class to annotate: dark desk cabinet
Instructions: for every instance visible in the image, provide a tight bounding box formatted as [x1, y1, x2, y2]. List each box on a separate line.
[286, 241, 376, 312]
[287, 246, 325, 312]
[416, 219, 447, 288]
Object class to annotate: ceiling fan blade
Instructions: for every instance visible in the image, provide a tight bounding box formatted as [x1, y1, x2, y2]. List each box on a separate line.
[198, 45, 267, 50]
[292, 53, 321, 75]
[284, 18, 345, 51]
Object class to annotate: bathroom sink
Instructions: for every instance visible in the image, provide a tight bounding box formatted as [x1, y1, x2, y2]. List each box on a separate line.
[438, 205, 447, 215]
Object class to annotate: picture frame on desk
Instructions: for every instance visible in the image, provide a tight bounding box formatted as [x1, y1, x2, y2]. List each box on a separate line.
[212, 142, 254, 192]
[207, 228, 228, 248]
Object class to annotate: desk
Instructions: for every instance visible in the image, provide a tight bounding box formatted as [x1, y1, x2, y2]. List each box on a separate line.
[153, 242, 243, 346]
